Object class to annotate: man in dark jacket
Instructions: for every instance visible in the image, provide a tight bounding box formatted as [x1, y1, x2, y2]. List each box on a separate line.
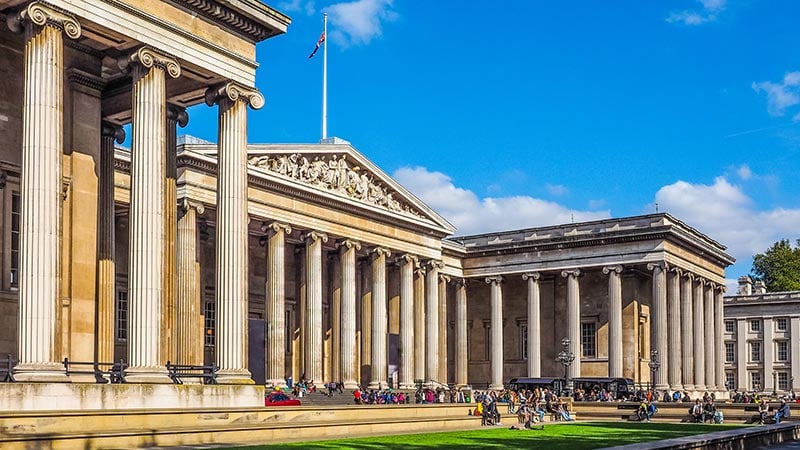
[776, 398, 791, 424]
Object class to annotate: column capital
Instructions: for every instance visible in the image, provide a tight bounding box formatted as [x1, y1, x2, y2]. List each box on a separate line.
[602, 265, 623, 275]
[337, 238, 361, 251]
[101, 121, 126, 144]
[414, 266, 426, 277]
[179, 198, 205, 215]
[647, 261, 668, 272]
[119, 46, 181, 79]
[485, 275, 503, 285]
[683, 271, 696, 281]
[8, 1, 82, 39]
[454, 277, 468, 287]
[439, 274, 451, 284]
[261, 221, 291, 235]
[398, 253, 418, 265]
[561, 269, 581, 278]
[167, 104, 189, 128]
[425, 260, 444, 271]
[303, 230, 328, 244]
[371, 246, 391, 258]
[522, 272, 541, 281]
[669, 266, 683, 276]
[205, 81, 265, 110]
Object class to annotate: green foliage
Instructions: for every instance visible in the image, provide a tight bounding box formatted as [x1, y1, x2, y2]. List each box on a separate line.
[223, 422, 743, 450]
[751, 239, 800, 292]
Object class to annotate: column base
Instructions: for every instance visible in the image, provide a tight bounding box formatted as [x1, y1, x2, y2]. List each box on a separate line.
[265, 378, 287, 389]
[682, 383, 695, 392]
[124, 366, 173, 384]
[488, 383, 504, 391]
[668, 384, 684, 393]
[399, 382, 416, 390]
[13, 362, 69, 383]
[343, 380, 360, 390]
[367, 380, 388, 390]
[216, 369, 255, 385]
[655, 383, 670, 392]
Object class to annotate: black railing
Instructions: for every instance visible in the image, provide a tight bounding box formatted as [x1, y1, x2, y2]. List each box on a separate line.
[62, 358, 127, 383]
[166, 361, 218, 385]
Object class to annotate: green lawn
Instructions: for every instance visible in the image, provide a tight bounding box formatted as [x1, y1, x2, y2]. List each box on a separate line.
[221, 422, 745, 450]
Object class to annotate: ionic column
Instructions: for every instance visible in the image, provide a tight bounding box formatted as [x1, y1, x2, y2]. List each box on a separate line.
[667, 267, 682, 391]
[264, 222, 292, 387]
[303, 231, 328, 384]
[602, 266, 623, 378]
[523, 272, 542, 377]
[10, 2, 81, 382]
[338, 239, 360, 389]
[454, 279, 468, 387]
[398, 254, 417, 389]
[438, 273, 450, 383]
[703, 282, 715, 391]
[205, 82, 264, 384]
[97, 123, 125, 364]
[681, 273, 695, 390]
[176, 200, 204, 365]
[413, 265, 426, 382]
[561, 269, 582, 381]
[647, 262, 668, 390]
[486, 276, 504, 390]
[693, 278, 706, 390]
[425, 261, 442, 383]
[125, 47, 180, 383]
[369, 247, 390, 389]
[714, 287, 725, 392]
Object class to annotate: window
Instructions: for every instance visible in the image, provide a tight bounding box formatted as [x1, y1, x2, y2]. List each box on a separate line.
[750, 341, 761, 362]
[778, 372, 789, 391]
[204, 301, 216, 347]
[777, 341, 789, 362]
[751, 372, 762, 392]
[581, 322, 596, 358]
[10, 192, 19, 289]
[725, 343, 735, 363]
[725, 372, 736, 391]
[725, 320, 735, 333]
[520, 324, 528, 360]
[750, 319, 761, 333]
[115, 290, 128, 341]
[776, 318, 788, 331]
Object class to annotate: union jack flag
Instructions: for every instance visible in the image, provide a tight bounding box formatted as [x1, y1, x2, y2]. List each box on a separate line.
[308, 31, 325, 59]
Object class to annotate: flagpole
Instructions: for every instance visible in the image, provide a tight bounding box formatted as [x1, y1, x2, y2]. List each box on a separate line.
[322, 12, 328, 140]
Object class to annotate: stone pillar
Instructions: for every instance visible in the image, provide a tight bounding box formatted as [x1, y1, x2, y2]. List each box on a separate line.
[561, 269, 581, 381]
[124, 47, 180, 383]
[264, 222, 292, 387]
[176, 199, 204, 365]
[10, 2, 81, 382]
[438, 273, 450, 383]
[667, 267, 682, 391]
[338, 239, 361, 389]
[398, 254, 416, 389]
[704, 282, 715, 391]
[602, 266, 623, 378]
[97, 123, 124, 364]
[413, 265, 426, 382]
[714, 287, 726, 392]
[486, 276, 504, 390]
[681, 273, 695, 390]
[736, 319, 747, 391]
[523, 272, 542, 377]
[369, 247, 390, 389]
[647, 262, 668, 391]
[693, 278, 706, 391]
[763, 315, 774, 393]
[454, 279, 468, 387]
[425, 261, 442, 383]
[205, 81, 264, 384]
[303, 231, 328, 384]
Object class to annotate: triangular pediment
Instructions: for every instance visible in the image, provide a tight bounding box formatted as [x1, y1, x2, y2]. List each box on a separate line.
[245, 142, 456, 234]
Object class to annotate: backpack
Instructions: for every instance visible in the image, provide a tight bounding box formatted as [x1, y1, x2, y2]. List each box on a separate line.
[713, 411, 723, 424]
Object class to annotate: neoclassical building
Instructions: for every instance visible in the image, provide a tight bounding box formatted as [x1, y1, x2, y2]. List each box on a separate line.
[0, 0, 735, 410]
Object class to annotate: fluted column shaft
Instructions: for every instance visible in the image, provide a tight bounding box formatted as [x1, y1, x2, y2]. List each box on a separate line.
[97, 123, 124, 364]
[425, 262, 441, 383]
[562, 270, 581, 381]
[667, 268, 682, 390]
[207, 82, 263, 384]
[487, 276, 504, 390]
[413, 267, 426, 382]
[523, 273, 542, 377]
[304, 231, 327, 384]
[369, 247, 390, 389]
[176, 201, 204, 365]
[704, 283, 715, 391]
[693, 279, 706, 390]
[602, 266, 623, 378]
[454, 279, 468, 387]
[265, 222, 291, 387]
[648, 263, 668, 390]
[339, 240, 360, 389]
[714, 288, 725, 392]
[398, 254, 416, 389]
[14, 4, 80, 381]
[438, 274, 449, 383]
[681, 274, 695, 390]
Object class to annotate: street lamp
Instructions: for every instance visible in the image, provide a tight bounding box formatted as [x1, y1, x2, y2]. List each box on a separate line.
[773, 370, 777, 396]
[556, 337, 575, 397]
[648, 350, 660, 392]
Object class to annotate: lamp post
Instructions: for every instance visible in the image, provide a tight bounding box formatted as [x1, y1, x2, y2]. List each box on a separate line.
[773, 370, 777, 396]
[648, 350, 660, 392]
[556, 337, 575, 397]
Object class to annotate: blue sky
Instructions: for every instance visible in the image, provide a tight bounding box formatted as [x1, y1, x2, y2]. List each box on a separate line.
[183, 0, 800, 287]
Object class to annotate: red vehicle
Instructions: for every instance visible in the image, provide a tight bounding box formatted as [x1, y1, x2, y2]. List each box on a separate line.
[265, 392, 301, 407]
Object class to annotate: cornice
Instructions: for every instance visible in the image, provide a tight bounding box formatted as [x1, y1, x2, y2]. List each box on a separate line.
[168, 0, 290, 43]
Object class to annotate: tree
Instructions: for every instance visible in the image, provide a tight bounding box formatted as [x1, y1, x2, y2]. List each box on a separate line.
[751, 239, 800, 292]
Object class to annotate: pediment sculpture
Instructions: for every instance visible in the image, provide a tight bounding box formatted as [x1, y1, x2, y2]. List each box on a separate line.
[248, 153, 424, 218]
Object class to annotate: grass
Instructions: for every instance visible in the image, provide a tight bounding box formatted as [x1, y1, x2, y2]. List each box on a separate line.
[219, 422, 746, 450]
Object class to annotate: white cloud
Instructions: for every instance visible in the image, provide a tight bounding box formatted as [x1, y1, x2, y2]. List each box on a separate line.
[546, 183, 569, 196]
[393, 166, 609, 235]
[736, 164, 752, 180]
[654, 176, 800, 262]
[666, 0, 726, 25]
[278, 0, 316, 15]
[326, 0, 397, 46]
[752, 71, 800, 117]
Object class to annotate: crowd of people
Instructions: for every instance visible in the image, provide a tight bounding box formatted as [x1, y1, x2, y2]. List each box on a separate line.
[474, 388, 574, 428]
